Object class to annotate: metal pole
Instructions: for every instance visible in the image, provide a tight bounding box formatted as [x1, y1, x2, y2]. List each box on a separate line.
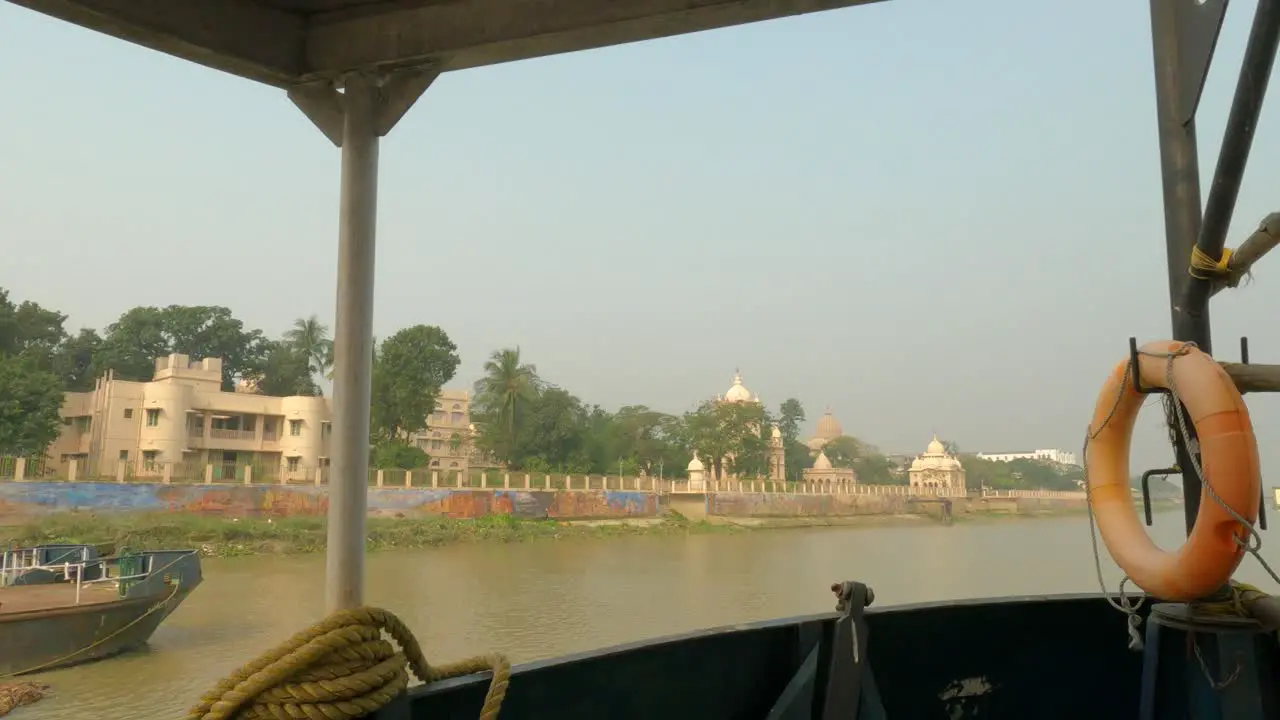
[326, 74, 380, 612]
[1149, 0, 1207, 534]
[1186, 0, 1280, 305]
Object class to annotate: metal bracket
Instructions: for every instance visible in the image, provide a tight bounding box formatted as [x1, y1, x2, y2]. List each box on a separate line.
[287, 65, 441, 147]
[814, 581, 875, 718]
[1141, 467, 1181, 526]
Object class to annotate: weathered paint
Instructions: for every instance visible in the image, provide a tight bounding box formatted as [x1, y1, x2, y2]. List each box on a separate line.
[705, 492, 1085, 518]
[0, 482, 660, 523]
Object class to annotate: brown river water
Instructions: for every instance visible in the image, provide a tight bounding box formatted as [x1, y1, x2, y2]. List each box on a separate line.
[18, 510, 1280, 718]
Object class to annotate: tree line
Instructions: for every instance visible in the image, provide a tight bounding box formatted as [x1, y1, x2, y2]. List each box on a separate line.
[0, 287, 1084, 490]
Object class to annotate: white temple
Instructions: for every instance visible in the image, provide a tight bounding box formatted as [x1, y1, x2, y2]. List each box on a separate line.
[907, 435, 967, 492]
[688, 371, 786, 483]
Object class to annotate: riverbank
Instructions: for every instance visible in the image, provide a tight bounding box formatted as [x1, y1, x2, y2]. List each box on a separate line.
[0, 503, 1126, 558]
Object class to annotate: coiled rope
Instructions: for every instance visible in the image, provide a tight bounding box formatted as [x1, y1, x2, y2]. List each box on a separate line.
[0, 682, 48, 718]
[188, 607, 510, 720]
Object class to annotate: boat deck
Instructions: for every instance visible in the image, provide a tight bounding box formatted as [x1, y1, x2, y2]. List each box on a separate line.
[0, 583, 120, 616]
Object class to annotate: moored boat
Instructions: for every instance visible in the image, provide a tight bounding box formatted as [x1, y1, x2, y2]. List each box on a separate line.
[0, 544, 202, 676]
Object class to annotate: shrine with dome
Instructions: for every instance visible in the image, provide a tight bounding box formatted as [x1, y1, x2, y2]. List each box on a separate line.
[908, 436, 967, 492]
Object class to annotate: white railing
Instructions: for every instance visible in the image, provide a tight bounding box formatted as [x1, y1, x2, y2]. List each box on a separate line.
[0, 551, 154, 604]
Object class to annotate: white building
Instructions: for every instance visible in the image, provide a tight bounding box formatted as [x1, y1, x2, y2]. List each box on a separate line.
[976, 449, 1078, 466]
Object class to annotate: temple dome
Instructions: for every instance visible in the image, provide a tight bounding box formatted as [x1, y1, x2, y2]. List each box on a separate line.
[926, 435, 946, 455]
[815, 409, 843, 440]
[723, 371, 753, 403]
[687, 455, 704, 472]
[813, 451, 833, 470]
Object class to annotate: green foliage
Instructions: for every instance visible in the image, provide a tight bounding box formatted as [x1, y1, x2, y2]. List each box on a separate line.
[253, 341, 320, 397]
[959, 454, 1082, 491]
[821, 435, 901, 484]
[472, 348, 540, 466]
[0, 354, 62, 456]
[283, 315, 333, 387]
[372, 441, 429, 470]
[684, 399, 771, 478]
[94, 305, 268, 391]
[370, 325, 460, 442]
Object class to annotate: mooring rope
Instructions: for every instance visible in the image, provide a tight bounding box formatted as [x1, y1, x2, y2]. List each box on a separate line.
[188, 606, 510, 720]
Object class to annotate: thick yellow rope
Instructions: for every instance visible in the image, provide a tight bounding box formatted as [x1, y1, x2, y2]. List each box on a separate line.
[187, 607, 509, 720]
[0, 682, 48, 717]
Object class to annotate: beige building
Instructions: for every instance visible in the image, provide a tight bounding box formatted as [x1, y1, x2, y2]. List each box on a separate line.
[802, 450, 856, 487]
[409, 389, 475, 474]
[50, 353, 472, 482]
[907, 436, 967, 493]
[806, 408, 844, 451]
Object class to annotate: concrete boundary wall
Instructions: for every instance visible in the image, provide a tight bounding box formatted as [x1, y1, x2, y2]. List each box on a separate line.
[0, 482, 660, 523]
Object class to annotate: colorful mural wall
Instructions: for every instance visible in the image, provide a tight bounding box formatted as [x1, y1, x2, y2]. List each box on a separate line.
[0, 482, 660, 523]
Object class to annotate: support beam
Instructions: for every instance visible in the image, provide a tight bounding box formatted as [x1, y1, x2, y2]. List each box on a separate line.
[306, 0, 883, 77]
[1222, 362, 1280, 394]
[8, 0, 304, 87]
[291, 69, 434, 612]
[1210, 213, 1280, 296]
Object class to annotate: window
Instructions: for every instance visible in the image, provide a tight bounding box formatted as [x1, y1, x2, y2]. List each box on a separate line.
[123, 408, 133, 419]
[289, 419, 302, 436]
[119, 450, 129, 461]
[142, 450, 158, 469]
[62, 417, 73, 426]
[287, 457, 300, 472]
[145, 408, 160, 427]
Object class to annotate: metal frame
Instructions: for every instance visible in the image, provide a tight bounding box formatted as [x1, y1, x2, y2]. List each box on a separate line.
[1149, 0, 1279, 535]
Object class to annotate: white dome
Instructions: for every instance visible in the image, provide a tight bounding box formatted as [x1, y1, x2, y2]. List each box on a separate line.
[771, 425, 782, 438]
[723, 371, 753, 403]
[687, 455, 705, 471]
[813, 451, 833, 470]
[926, 435, 946, 455]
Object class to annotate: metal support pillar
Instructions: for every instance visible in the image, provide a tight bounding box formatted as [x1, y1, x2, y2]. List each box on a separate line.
[290, 67, 439, 612]
[327, 74, 380, 612]
[1148, 0, 1223, 533]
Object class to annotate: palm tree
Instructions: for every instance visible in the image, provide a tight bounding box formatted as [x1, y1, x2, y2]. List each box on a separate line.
[473, 347, 539, 465]
[283, 315, 333, 387]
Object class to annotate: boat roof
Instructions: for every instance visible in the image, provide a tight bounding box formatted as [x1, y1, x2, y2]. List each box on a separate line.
[6, 0, 884, 87]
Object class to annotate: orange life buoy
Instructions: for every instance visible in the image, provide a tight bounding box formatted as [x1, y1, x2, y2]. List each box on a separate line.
[1087, 340, 1260, 601]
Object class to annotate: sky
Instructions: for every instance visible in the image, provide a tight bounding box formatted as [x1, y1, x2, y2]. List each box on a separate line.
[2, 0, 1280, 472]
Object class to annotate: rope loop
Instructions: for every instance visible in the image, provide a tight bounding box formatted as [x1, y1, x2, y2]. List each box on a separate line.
[188, 607, 510, 720]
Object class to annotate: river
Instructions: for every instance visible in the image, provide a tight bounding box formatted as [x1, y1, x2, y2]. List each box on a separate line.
[18, 510, 1280, 718]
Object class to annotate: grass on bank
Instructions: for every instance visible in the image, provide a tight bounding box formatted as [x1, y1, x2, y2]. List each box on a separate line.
[0, 512, 735, 558]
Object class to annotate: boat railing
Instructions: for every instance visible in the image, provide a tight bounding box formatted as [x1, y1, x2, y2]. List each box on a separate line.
[0, 553, 156, 604]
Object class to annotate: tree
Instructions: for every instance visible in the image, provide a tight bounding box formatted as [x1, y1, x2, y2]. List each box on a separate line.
[473, 348, 540, 467]
[514, 386, 590, 471]
[283, 315, 333, 390]
[370, 325, 460, 443]
[777, 398, 808, 481]
[52, 329, 103, 392]
[822, 435, 899, 484]
[252, 341, 321, 397]
[683, 399, 770, 479]
[372, 441, 429, 470]
[0, 355, 63, 457]
[95, 305, 266, 390]
[0, 289, 69, 369]
[777, 398, 805, 442]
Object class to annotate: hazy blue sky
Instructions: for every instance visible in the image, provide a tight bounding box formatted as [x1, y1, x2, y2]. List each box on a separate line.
[2, 0, 1279, 472]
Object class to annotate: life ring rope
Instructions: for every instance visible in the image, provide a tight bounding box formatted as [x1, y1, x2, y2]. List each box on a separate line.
[1081, 341, 1278, 650]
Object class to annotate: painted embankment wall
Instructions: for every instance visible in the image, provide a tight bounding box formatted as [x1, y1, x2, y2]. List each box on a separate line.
[703, 491, 1088, 519]
[0, 482, 1088, 525]
[0, 482, 659, 524]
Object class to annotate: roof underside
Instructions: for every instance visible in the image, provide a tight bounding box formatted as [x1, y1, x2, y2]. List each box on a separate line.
[6, 0, 883, 88]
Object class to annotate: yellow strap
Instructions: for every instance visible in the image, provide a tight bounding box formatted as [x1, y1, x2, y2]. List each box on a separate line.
[1189, 245, 1234, 279]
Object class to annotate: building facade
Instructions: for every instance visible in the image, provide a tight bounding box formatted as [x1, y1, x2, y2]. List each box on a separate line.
[976, 449, 1079, 466]
[49, 353, 472, 482]
[908, 436, 967, 492]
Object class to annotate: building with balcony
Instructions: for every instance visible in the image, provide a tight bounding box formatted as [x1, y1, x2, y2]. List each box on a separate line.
[409, 389, 476, 474]
[49, 353, 473, 482]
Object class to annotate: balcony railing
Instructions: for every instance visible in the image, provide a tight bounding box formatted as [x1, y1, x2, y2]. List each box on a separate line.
[263, 429, 279, 441]
[209, 428, 255, 441]
[189, 425, 205, 437]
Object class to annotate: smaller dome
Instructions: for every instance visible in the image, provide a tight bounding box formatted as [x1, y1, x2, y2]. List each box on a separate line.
[771, 425, 782, 438]
[813, 451, 833, 470]
[687, 455, 704, 471]
[926, 435, 946, 455]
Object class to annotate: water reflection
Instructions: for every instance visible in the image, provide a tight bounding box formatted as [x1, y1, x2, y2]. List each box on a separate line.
[20, 509, 1277, 719]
